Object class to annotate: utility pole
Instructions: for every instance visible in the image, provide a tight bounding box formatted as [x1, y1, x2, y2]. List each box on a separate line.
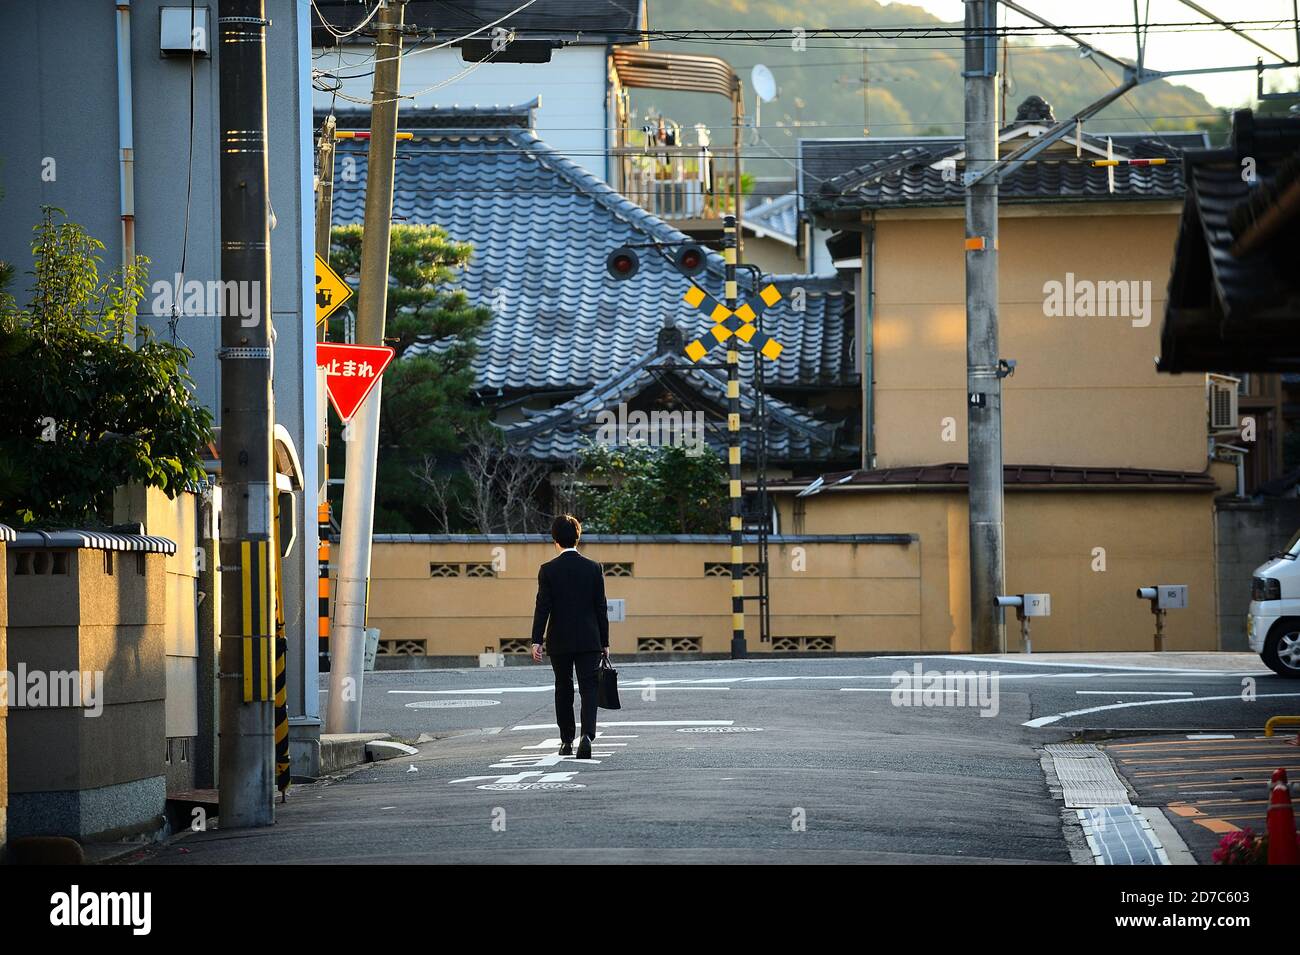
[327, 0, 406, 733]
[217, 0, 276, 827]
[314, 115, 336, 265]
[963, 0, 1006, 654]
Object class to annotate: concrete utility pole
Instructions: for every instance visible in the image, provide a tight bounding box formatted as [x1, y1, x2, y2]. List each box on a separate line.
[962, 0, 1006, 654]
[217, 0, 276, 827]
[327, 0, 406, 733]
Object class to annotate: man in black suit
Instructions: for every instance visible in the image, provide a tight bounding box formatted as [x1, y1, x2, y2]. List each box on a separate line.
[531, 514, 609, 760]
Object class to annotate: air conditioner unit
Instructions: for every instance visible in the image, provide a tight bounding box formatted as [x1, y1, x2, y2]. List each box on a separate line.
[1207, 373, 1240, 433]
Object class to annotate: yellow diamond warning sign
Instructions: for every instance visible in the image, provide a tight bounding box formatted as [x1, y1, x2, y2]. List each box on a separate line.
[315, 253, 352, 325]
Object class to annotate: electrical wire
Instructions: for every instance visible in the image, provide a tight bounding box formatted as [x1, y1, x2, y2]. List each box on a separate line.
[312, 0, 382, 41]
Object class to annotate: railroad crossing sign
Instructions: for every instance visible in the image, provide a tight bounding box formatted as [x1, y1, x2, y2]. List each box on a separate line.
[316, 342, 395, 422]
[315, 253, 353, 325]
[682, 282, 784, 362]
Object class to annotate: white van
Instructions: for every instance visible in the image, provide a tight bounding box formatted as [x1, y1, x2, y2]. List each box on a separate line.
[1247, 529, 1300, 678]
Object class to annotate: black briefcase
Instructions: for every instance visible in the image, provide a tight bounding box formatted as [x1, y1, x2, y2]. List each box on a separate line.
[596, 652, 621, 709]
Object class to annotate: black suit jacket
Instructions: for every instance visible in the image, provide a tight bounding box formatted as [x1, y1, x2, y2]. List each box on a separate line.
[531, 550, 609, 654]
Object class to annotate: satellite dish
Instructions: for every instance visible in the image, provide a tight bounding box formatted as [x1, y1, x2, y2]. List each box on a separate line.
[751, 64, 777, 103]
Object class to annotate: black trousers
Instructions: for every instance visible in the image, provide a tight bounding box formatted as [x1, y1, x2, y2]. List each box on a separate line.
[550, 650, 601, 742]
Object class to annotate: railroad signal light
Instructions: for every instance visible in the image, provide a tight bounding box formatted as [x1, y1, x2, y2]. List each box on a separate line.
[674, 242, 708, 277]
[606, 246, 640, 281]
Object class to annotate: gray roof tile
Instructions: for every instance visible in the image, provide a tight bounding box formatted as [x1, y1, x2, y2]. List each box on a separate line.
[328, 110, 854, 392]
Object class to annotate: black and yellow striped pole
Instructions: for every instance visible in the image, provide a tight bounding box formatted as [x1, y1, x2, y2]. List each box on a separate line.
[607, 230, 784, 660]
[318, 501, 331, 665]
[722, 216, 746, 658]
[273, 493, 291, 799]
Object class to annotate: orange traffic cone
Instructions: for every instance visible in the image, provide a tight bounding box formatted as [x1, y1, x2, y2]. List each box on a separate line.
[1267, 779, 1298, 865]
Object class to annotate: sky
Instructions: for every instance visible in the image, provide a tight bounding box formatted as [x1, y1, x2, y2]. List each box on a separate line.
[905, 0, 1300, 108]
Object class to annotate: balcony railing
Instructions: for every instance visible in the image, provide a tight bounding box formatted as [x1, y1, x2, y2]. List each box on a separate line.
[613, 145, 739, 222]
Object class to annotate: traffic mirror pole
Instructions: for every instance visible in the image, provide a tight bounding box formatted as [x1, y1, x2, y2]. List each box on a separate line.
[326, 0, 406, 733]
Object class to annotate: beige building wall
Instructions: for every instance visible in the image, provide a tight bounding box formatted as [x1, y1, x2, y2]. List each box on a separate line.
[778, 487, 1218, 653]
[114, 487, 200, 747]
[364, 537, 921, 657]
[869, 204, 1206, 473]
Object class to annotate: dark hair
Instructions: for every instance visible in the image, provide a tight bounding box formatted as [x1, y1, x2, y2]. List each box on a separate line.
[551, 514, 581, 548]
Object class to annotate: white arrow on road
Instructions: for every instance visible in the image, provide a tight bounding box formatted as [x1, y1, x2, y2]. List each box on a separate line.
[1023, 692, 1300, 727]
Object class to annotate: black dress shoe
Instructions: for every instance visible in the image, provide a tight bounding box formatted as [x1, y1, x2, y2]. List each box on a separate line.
[558, 741, 573, 756]
[576, 736, 592, 760]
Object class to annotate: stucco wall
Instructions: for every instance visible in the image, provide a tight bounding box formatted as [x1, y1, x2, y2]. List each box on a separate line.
[779, 487, 1219, 653]
[869, 206, 1205, 473]
[362, 536, 921, 657]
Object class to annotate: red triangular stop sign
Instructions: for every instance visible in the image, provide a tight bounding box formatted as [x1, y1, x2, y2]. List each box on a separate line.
[317, 342, 396, 422]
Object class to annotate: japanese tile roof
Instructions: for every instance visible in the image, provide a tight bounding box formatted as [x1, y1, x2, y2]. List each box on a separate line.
[312, 0, 642, 45]
[766, 463, 1219, 494]
[326, 106, 855, 393]
[744, 192, 799, 246]
[9, 530, 177, 553]
[801, 102, 1206, 214]
[500, 325, 848, 463]
[1160, 110, 1300, 372]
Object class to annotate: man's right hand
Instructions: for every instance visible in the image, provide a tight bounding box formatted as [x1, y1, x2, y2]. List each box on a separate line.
[531, 643, 543, 663]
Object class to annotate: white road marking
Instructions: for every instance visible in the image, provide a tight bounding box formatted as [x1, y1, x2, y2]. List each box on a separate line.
[930, 655, 1245, 675]
[510, 719, 733, 731]
[384, 670, 1239, 697]
[1074, 690, 1193, 696]
[840, 687, 972, 693]
[1187, 733, 1236, 740]
[1024, 692, 1300, 727]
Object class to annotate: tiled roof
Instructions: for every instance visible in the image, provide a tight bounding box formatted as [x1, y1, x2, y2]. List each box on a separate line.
[744, 192, 799, 246]
[802, 128, 1204, 213]
[331, 102, 537, 131]
[1160, 110, 1300, 372]
[328, 107, 854, 392]
[312, 1, 641, 45]
[501, 327, 848, 463]
[767, 463, 1218, 494]
[9, 530, 178, 553]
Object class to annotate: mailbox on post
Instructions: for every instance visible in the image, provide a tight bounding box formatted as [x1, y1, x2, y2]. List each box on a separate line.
[1137, 585, 1187, 650]
[995, 593, 1050, 653]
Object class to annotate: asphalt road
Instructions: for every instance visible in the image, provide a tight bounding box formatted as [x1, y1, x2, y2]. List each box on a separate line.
[141, 652, 1296, 864]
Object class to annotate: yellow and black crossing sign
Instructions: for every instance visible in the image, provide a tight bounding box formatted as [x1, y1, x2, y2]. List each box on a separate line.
[315, 253, 352, 326]
[240, 539, 276, 703]
[682, 282, 784, 362]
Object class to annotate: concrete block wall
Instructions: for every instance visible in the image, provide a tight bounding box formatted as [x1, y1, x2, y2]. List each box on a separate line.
[6, 544, 169, 840]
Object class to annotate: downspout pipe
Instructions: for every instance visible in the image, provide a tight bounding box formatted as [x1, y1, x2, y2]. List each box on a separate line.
[115, 0, 137, 341]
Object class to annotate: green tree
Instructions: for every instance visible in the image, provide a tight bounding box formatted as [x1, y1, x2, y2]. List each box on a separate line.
[0, 208, 214, 527]
[327, 223, 492, 531]
[575, 441, 728, 534]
